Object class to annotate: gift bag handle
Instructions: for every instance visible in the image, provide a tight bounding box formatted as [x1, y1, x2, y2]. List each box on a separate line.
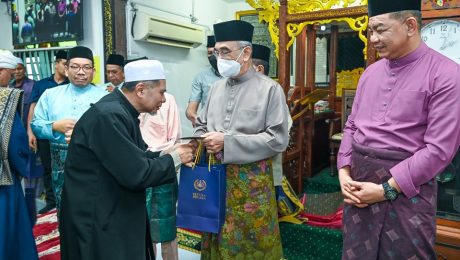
[192, 141, 219, 171]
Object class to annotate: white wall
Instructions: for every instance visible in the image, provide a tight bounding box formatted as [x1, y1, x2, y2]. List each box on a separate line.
[78, 0, 104, 79]
[126, 0, 252, 136]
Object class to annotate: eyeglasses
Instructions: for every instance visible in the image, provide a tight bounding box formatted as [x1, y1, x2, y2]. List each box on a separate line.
[68, 64, 94, 73]
[213, 48, 242, 58]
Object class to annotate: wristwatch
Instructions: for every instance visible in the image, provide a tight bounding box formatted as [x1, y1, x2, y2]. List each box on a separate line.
[382, 181, 399, 201]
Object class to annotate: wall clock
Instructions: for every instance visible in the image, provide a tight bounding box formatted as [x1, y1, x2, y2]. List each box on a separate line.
[421, 19, 460, 64]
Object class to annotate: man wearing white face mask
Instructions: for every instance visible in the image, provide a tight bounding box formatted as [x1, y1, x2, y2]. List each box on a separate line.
[194, 20, 289, 259]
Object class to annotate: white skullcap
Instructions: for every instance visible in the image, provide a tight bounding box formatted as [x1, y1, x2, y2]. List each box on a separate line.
[16, 57, 24, 65]
[124, 59, 165, 83]
[0, 50, 19, 69]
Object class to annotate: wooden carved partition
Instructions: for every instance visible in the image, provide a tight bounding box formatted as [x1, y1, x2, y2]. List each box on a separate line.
[247, 0, 375, 193]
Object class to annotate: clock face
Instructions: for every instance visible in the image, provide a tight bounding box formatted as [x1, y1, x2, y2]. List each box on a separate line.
[421, 20, 460, 64]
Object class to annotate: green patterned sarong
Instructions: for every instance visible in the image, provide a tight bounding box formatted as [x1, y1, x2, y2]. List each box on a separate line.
[201, 159, 283, 260]
[146, 180, 178, 243]
[50, 142, 68, 214]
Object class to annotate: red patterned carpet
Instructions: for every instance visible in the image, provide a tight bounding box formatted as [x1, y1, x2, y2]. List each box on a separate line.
[33, 210, 60, 260]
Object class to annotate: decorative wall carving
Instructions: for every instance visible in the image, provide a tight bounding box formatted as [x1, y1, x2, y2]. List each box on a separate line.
[246, 0, 369, 58]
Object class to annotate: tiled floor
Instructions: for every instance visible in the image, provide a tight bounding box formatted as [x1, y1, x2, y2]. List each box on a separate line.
[155, 244, 200, 260]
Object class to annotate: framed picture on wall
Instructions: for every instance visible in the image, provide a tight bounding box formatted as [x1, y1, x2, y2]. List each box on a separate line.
[236, 10, 278, 78]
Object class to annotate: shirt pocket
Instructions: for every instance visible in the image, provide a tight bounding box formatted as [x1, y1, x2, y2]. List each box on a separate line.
[385, 90, 427, 123]
[233, 108, 263, 133]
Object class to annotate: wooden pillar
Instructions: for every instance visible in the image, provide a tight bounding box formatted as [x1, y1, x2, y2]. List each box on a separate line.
[295, 27, 307, 89]
[102, 0, 128, 83]
[328, 25, 338, 110]
[103, 0, 128, 62]
[278, 0, 290, 96]
[305, 25, 316, 93]
[302, 25, 316, 180]
[113, 0, 127, 58]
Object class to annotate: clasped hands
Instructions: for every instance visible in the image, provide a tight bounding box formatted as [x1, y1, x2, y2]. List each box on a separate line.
[52, 119, 76, 144]
[186, 131, 224, 155]
[338, 166, 386, 208]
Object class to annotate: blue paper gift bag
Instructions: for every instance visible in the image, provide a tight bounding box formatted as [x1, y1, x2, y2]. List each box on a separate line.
[177, 162, 226, 233]
[27, 152, 44, 178]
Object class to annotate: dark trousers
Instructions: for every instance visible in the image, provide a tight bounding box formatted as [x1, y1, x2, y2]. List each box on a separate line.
[37, 139, 55, 206]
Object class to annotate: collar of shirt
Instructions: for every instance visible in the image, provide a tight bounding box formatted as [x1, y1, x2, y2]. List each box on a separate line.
[51, 74, 69, 85]
[116, 82, 124, 89]
[10, 77, 31, 88]
[69, 82, 93, 94]
[114, 88, 140, 119]
[228, 66, 256, 86]
[387, 42, 429, 69]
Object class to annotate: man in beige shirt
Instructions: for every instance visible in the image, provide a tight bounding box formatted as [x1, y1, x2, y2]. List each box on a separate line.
[194, 20, 289, 260]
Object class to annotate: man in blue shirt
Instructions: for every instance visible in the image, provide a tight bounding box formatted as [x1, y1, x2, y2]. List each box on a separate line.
[32, 46, 107, 214]
[185, 35, 222, 126]
[27, 50, 68, 214]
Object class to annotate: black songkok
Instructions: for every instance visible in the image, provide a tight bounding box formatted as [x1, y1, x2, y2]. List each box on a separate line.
[106, 54, 125, 67]
[207, 35, 216, 48]
[213, 20, 254, 43]
[252, 44, 270, 63]
[67, 46, 94, 63]
[368, 0, 421, 17]
[55, 50, 68, 60]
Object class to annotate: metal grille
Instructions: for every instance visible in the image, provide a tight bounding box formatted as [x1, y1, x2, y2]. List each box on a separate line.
[12, 48, 70, 81]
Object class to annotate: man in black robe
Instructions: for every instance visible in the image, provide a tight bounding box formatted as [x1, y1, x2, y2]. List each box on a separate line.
[59, 59, 193, 260]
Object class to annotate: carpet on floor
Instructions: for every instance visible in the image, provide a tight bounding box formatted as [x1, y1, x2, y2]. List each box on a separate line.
[177, 228, 202, 254]
[34, 210, 60, 260]
[280, 167, 343, 260]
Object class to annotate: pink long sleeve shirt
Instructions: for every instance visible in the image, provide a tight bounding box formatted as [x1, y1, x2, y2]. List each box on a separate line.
[139, 93, 181, 152]
[338, 42, 460, 199]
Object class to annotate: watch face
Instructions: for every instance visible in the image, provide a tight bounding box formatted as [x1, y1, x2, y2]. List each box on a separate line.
[421, 20, 460, 64]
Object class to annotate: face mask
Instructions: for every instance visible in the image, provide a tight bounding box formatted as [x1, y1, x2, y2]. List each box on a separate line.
[208, 55, 219, 73]
[217, 48, 245, 78]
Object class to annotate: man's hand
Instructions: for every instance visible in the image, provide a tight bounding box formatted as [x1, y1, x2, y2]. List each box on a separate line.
[65, 129, 73, 144]
[185, 102, 199, 127]
[52, 119, 76, 134]
[202, 132, 224, 154]
[106, 84, 115, 92]
[338, 167, 368, 207]
[348, 180, 386, 205]
[174, 143, 194, 167]
[28, 129, 37, 151]
[190, 115, 197, 127]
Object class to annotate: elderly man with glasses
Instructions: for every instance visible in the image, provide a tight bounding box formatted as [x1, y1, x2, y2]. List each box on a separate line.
[31, 46, 107, 215]
[194, 20, 289, 260]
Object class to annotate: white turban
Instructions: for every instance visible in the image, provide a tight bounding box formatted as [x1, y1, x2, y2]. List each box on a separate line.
[16, 57, 24, 65]
[124, 59, 165, 83]
[0, 50, 20, 69]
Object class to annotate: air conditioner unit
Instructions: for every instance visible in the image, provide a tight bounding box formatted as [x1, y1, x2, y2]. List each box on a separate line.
[133, 12, 204, 49]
